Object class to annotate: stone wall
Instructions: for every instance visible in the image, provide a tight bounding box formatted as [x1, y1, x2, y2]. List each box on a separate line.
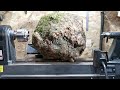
[0, 11, 101, 61]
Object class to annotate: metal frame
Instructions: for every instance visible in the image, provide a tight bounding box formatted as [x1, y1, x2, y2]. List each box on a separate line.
[0, 61, 120, 79]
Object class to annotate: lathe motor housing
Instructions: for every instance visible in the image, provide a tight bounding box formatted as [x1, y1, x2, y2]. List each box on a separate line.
[0, 25, 29, 65]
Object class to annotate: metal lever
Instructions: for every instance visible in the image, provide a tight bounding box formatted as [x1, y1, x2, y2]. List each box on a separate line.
[100, 57, 109, 79]
[101, 51, 109, 62]
[106, 37, 109, 43]
[101, 61, 109, 79]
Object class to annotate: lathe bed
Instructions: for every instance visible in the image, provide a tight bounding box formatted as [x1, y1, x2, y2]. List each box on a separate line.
[0, 59, 119, 79]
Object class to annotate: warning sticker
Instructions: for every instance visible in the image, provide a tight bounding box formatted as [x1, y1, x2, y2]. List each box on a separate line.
[0, 65, 3, 72]
[0, 50, 3, 60]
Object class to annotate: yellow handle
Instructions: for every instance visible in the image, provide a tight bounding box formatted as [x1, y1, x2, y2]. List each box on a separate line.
[0, 65, 3, 72]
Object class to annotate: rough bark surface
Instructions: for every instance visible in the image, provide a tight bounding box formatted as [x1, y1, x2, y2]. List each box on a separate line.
[32, 12, 86, 62]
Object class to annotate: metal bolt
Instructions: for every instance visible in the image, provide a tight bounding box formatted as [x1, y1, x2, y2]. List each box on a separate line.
[113, 69, 115, 72]
[101, 69, 103, 71]
[8, 60, 12, 65]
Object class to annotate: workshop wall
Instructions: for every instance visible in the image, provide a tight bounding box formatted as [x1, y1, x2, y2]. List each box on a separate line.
[0, 11, 101, 61]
